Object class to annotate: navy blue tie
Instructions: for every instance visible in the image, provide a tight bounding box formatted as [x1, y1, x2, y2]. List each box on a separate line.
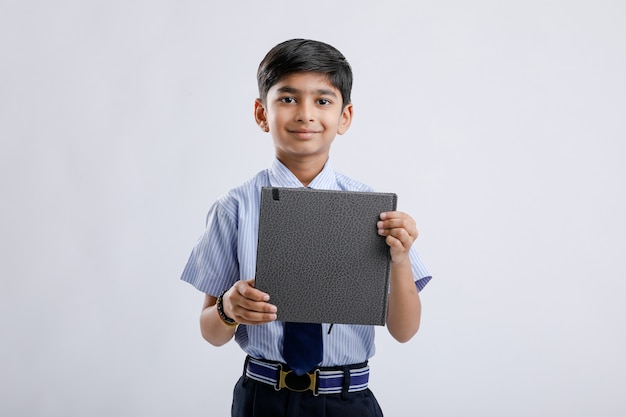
[283, 322, 323, 375]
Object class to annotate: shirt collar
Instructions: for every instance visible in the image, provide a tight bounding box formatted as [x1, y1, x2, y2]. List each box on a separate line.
[268, 157, 339, 190]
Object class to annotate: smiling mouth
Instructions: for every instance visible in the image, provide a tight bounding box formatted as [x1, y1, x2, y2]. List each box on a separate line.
[290, 130, 320, 139]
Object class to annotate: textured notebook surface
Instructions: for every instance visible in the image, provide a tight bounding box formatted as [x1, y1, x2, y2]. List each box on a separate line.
[254, 187, 397, 325]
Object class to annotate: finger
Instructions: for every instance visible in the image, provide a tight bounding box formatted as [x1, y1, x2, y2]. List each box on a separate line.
[379, 211, 413, 223]
[379, 211, 399, 220]
[227, 281, 277, 324]
[237, 297, 277, 314]
[229, 297, 277, 324]
[230, 289, 276, 313]
[237, 307, 278, 324]
[235, 279, 271, 302]
[379, 211, 412, 221]
[378, 222, 418, 241]
[385, 233, 404, 249]
[377, 218, 416, 232]
[236, 296, 278, 323]
[386, 227, 414, 246]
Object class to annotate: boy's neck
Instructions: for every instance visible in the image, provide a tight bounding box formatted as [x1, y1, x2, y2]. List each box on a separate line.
[277, 155, 328, 187]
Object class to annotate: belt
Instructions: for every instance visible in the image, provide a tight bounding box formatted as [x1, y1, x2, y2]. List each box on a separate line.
[245, 356, 370, 396]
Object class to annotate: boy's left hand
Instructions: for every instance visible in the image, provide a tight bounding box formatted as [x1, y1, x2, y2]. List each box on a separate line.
[377, 211, 418, 264]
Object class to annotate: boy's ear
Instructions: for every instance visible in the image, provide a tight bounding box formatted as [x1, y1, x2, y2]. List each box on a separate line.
[254, 99, 269, 132]
[337, 103, 353, 135]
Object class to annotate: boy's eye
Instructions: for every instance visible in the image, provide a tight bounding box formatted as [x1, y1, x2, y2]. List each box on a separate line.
[280, 97, 296, 104]
[317, 99, 331, 105]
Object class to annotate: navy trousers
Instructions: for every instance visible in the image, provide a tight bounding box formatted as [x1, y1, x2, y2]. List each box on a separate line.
[231, 373, 384, 417]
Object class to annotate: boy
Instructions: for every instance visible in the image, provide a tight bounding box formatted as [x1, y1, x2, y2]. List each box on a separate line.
[181, 39, 432, 416]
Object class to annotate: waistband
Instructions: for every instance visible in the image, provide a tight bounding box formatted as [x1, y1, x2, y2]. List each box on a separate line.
[244, 356, 370, 396]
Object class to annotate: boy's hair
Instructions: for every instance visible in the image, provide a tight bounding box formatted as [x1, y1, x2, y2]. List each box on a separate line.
[257, 39, 353, 108]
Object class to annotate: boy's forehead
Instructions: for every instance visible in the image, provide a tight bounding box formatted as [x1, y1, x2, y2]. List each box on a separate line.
[270, 72, 338, 95]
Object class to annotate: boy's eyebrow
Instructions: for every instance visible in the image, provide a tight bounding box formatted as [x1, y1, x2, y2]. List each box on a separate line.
[276, 86, 338, 97]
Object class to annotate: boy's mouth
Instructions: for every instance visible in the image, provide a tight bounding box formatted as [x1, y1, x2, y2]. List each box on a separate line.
[289, 129, 320, 139]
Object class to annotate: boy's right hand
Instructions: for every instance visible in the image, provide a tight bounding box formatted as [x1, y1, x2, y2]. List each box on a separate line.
[222, 279, 277, 324]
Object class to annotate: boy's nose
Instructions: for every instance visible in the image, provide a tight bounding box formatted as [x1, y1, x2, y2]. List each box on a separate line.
[295, 102, 315, 122]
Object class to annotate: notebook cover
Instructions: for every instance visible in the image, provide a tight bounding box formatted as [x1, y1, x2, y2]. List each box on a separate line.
[254, 187, 397, 325]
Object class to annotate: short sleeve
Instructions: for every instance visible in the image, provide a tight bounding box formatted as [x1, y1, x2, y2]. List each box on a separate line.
[409, 246, 432, 292]
[180, 201, 240, 296]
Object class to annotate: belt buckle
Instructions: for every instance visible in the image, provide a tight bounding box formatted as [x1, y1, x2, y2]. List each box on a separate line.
[276, 364, 319, 396]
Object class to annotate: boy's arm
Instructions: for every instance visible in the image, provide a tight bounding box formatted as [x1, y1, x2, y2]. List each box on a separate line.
[378, 212, 422, 343]
[199, 279, 277, 346]
[385, 258, 422, 342]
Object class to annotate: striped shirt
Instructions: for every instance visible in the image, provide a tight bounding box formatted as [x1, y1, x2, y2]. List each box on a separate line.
[181, 158, 432, 366]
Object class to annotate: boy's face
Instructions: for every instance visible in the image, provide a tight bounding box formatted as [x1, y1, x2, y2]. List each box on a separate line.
[254, 72, 352, 164]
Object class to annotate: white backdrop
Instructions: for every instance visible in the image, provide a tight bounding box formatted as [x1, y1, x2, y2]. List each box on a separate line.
[2, 1, 625, 416]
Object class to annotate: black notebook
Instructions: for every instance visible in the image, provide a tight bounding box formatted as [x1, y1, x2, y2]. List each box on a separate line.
[254, 187, 397, 325]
